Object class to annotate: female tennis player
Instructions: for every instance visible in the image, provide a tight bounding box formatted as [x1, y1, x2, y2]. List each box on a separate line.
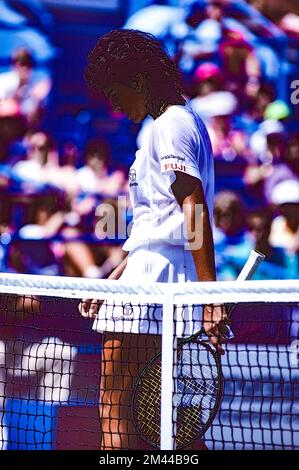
[80, 29, 227, 450]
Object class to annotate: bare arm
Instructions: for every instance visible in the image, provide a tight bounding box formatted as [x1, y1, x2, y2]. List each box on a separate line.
[171, 172, 216, 281]
[106, 254, 128, 280]
[171, 171, 227, 354]
[40, 211, 67, 238]
[79, 254, 128, 318]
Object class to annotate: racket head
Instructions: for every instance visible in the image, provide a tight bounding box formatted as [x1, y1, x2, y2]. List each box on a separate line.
[131, 338, 223, 449]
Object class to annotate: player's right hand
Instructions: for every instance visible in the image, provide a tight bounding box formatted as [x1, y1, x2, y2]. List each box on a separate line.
[79, 298, 102, 318]
[203, 304, 228, 355]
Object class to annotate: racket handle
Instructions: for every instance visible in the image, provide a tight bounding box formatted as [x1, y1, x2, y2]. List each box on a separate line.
[217, 322, 235, 340]
[236, 249, 266, 281]
[219, 250, 266, 340]
[198, 322, 235, 341]
[200, 250, 265, 341]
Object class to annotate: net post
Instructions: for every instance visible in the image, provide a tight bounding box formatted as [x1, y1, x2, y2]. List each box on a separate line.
[161, 289, 176, 450]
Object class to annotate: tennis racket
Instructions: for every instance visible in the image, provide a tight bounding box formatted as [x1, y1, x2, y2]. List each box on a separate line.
[131, 249, 265, 449]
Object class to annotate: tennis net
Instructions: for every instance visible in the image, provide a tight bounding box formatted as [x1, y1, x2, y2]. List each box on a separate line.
[0, 272, 298, 450]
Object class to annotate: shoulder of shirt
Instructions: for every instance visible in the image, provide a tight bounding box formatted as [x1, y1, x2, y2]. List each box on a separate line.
[153, 104, 196, 131]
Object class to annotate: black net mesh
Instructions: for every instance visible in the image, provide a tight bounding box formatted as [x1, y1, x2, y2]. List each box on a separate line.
[0, 293, 298, 450]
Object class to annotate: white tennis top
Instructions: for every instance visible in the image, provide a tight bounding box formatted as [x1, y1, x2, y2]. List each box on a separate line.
[122, 103, 214, 251]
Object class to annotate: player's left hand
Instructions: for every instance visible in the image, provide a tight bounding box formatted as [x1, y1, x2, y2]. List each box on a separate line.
[79, 298, 102, 318]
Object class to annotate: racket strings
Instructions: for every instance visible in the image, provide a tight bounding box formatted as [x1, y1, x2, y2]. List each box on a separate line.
[176, 376, 217, 403]
[175, 375, 217, 432]
[177, 349, 218, 400]
[176, 346, 220, 445]
[176, 406, 203, 445]
[133, 343, 220, 448]
[135, 362, 162, 440]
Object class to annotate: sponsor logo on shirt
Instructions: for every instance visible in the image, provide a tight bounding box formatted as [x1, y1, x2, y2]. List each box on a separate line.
[129, 168, 138, 186]
[160, 155, 185, 162]
[163, 163, 186, 172]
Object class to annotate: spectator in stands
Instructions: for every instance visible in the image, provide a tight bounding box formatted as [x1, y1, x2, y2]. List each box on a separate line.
[190, 62, 239, 123]
[206, 99, 251, 162]
[65, 139, 127, 279]
[247, 209, 297, 278]
[60, 194, 126, 279]
[71, 138, 125, 246]
[77, 138, 126, 196]
[269, 180, 299, 257]
[175, 1, 217, 73]
[61, 141, 79, 169]
[9, 197, 63, 276]
[245, 126, 299, 207]
[263, 131, 299, 204]
[219, 29, 261, 98]
[0, 48, 51, 129]
[213, 190, 252, 280]
[241, 82, 276, 124]
[246, 0, 299, 36]
[10, 195, 106, 279]
[244, 120, 289, 204]
[186, 0, 224, 57]
[283, 132, 299, 178]
[57, 141, 81, 196]
[193, 62, 223, 97]
[179, 1, 262, 94]
[249, 119, 288, 165]
[12, 131, 58, 186]
[13, 132, 87, 199]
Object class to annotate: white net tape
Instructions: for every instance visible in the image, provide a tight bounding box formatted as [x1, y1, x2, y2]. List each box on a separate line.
[0, 271, 298, 451]
[0, 272, 299, 304]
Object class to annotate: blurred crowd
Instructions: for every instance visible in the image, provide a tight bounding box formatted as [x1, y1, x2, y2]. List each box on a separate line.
[0, 0, 299, 280]
[0, 49, 127, 278]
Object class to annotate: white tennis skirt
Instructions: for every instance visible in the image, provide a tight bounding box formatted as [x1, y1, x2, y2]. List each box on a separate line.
[92, 241, 202, 337]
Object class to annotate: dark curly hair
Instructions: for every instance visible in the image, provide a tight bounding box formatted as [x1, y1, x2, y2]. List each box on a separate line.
[84, 29, 185, 117]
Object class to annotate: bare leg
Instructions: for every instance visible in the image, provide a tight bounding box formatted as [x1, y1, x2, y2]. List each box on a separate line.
[99, 332, 160, 450]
